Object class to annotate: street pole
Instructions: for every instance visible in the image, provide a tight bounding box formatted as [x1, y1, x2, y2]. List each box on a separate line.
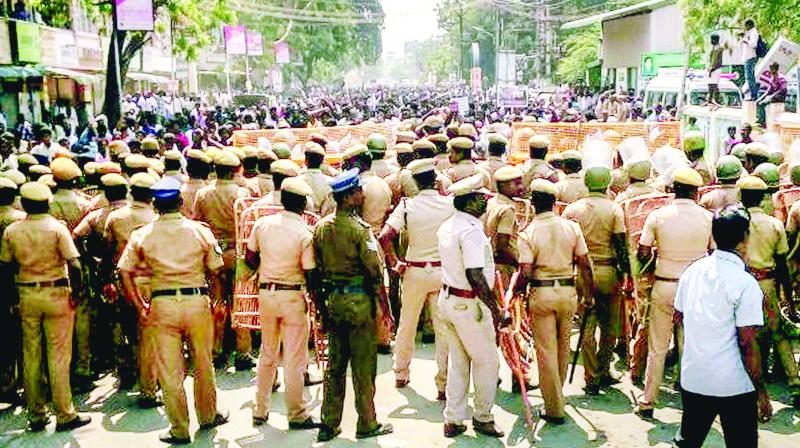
[111, 0, 123, 122]
[677, 49, 690, 117]
[458, 1, 464, 80]
[245, 55, 252, 93]
[225, 53, 232, 96]
[495, 9, 500, 105]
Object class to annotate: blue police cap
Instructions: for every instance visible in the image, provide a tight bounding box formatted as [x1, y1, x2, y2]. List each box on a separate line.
[151, 175, 181, 200]
[329, 168, 361, 194]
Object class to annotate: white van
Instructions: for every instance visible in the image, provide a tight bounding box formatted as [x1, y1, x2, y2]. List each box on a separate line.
[682, 105, 743, 165]
[644, 72, 742, 110]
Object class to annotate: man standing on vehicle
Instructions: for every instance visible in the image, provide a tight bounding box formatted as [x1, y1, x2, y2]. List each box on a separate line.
[707, 34, 724, 107]
[739, 19, 761, 102]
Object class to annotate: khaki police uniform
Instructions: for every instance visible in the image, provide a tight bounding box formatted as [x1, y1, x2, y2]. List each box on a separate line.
[0, 203, 24, 397]
[50, 188, 91, 230]
[556, 173, 589, 204]
[699, 184, 740, 211]
[437, 211, 500, 426]
[518, 211, 588, 418]
[180, 178, 207, 217]
[249, 210, 315, 423]
[386, 190, 454, 392]
[118, 212, 224, 440]
[691, 158, 715, 186]
[478, 156, 506, 191]
[484, 192, 519, 286]
[563, 192, 626, 385]
[192, 179, 252, 360]
[302, 168, 335, 216]
[614, 181, 655, 203]
[1, 213, 81, 426]
[638, 198, 713, 409]
[521, 158, 559, 187]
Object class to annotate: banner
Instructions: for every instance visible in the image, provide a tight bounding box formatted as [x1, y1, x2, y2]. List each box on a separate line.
[275, 41, 290, 64]
[224, 25, 247, 55]
[15, 21, 40, 63]
[115, 0, 154, 31]
[246, 31, 263, 56]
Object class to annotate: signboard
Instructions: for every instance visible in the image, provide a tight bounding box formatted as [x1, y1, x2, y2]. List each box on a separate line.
[115, 0, 154, 31]
[0, 21, 11, 64]
[274, 41, 290, 64]
[496, 50, 517, 85]
[452, 96, 469, 115]
[223, 25, 247, 55]
[498, 86, 526, 108]
[76, 34, 103, 70]
[41, 28, 77, 68]
[246, 31, 263, 56]
[756, 36, 800, 76]
[15, 21, 41, 63]
[640, 52, 703, 78]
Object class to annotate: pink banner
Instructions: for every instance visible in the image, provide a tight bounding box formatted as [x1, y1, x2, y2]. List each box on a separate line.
[224, 25, 247, 55]
[115, 0, 154, 31]
[246, 31, 263, 56]
[274, 41, 290, 64]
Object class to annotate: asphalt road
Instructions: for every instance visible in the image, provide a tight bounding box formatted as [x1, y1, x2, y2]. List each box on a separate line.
[1, 339, 798, 447]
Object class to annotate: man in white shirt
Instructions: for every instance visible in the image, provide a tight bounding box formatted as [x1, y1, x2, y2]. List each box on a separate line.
[673, 206, 772, 447]
[740, 19, 761, 101]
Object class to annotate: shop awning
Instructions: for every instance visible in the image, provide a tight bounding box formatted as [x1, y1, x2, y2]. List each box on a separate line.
[0, 65, 42, 79]
[44, 67, 98, 85]
[560, 0, 676, 30]
[126, 72, 173, 84]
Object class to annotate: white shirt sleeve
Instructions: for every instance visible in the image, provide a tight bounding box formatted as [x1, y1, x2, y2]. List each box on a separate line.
[384, 199, 406, 233]
[460, 228, 487, 270]
[735, 277, 765, 327]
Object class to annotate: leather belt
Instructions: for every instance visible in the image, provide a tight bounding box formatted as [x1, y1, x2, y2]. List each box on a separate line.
[260, 282, 303, 291]
[442, 285, 476, 298]
[654, 275, 680, 283]
[17, 278, 69, 288]
[152, 287, 208, 298]
[531, 278, 575, 287]
[749, 268, 774, 281]
[406, 261, 442, 268]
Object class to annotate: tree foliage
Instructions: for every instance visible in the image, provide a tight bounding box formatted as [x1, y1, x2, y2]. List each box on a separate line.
[556, 24, 600, 84]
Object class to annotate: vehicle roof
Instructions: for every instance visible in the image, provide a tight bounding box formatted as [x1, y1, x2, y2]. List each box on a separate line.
[646, 75, 739, 92]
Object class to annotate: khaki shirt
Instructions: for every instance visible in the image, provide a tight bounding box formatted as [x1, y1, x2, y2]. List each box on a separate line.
[385, 190, 455, 262]
[609, 168, 630, 197]
[521, 158, 559, 186]
[247, 211, 315, 285]
[192, 179, 250, 249]
[745, 207, 789, 270]
[518, 212, 588, 280]
[556, 173, 589, 204]
[73, 199, 129, 239]
[86, 193, 108, 214]
[699, 184, 740, 212]
[399, 168, 419, 198]
[483, 193, 519, 262]
[372, 159, 399, 179]
[0, 205, 25, 236]
[361, 172, 393, 233]
[256, 173, 274, 197]
[302, 169, 335, 216]
[786, 200, 800, 236]
[313, 211, 382, 285]
[50, 188, 91, 231]
[0, 214, 80, 282]
[692, 158, 715, 185]
[639, 199, 714, 278]
[437, 211, 495, 290]
[384, 169, 403, 202]
[435, 154, 451, 172]
[615, 182, 656, 203]
[446, 160, 485, 185]
[251, 190, 315, 212]
[562, 193, 626, 264]
[104, 202, 157, 263]
[478, 156, 506, 191]
[180, 178, 207, 217]
[118, 212, 223, 290]
[234, 172, 260, 197]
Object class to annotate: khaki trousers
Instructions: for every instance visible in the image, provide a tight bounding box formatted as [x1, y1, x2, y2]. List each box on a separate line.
[151, 293, 217, 439]
[393, 266, 448, 391]
[439, 292, 499, 424]
[759, 279, 800, 389]
[582, 265, 621, 383]
[530, 286, 577, 418]
[254, 289, 310, 422]
[212, 249, 252, 358]
[135, 277, 158, 398]
[641, 280, 682, 407]
[74, 298, 91, 376]
[19, 285, 78, 425]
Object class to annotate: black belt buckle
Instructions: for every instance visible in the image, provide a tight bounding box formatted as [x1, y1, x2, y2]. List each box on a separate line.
[259, 283, 303, 291]
[152, 287, 208, 298]
[17, 278, 69, 288]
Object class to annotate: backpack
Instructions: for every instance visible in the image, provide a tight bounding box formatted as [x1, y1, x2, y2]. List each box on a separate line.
[756, 36, 769, 58]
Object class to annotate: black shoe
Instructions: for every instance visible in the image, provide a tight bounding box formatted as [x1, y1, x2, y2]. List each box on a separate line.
[511, 380, 537, 393]
[473, 419, 504, 437]
[137, 396, 162, 409]
[234, 355, 255, 371]
[116, 375, 135, 391]
[304, 372, 323, 386]
[584, 383, 600, 396]
[289, 417, 322, 430]
[28, 421, 47, 432]
[443, 423, 467, 438]
[272, 378, 282, 392]
[437, 390, 446, 401]
[377, 345, 393, 355]
[213, 355, 227, 369]
[0, 390, 22, 407]
[55, 415, 91, 432]
[252, 415, 267, 427]
[395, 378, 409, 389]
[792, 394, 800, 409]
[598, 375, 621, 388]
[538, 410, 565, 425]
[317, 425, 341, 442]
[635, 407, 654, 419]
[75, 375, 96, 393]
[199, 410, 229, 430]
[159, 430, 190, 444]
[421, 333, 435, 344]
[356, 422, 394, 439]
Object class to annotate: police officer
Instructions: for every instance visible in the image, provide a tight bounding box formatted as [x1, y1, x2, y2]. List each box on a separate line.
[180, 149, 211, 217]
[738, 176, 800, 408]
[563, 165, 630, 395]
[118, 176, 228, 444]
[636, 167, 714, 418]
[367, 133, 398, 179]
[385, 142, 416, 201]
[518, 179, 593, 425]
[49, 158, 90, 231]
[438, 174, 508, 438]
[744, 142, 770, 174]
[0, 182, 91, 432]
[255, 146, 277, 196]
[246, 177, 321, 429]
[428, 133, 451, 173]
[683, 131, 714, 185]
[555, 150, 589, 204]
[478, 134, 509, 190]
[700, 155, 744, 211]
[378, 159, 454, 398]
[103, 172, 159, 408]
[0, 178, 24, 406]
[615, 160, 655, 203]
[192, 150, 253, 370]
[301, 142, 335, 216]
[522, 135, 560, 186]
[752, 163, 781, 215]
[485, 165, 525, 287]
[444, 137, 489, 186]
[312, 169, 394, 442]
[252, 159, 304, 207]
[163, 149, 187, 184]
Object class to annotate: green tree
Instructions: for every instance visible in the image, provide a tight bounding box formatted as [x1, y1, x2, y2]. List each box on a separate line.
[556, 24, 600, 84]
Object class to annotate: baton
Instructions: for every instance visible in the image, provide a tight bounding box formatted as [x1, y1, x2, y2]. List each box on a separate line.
[569, 305, 592, 384]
